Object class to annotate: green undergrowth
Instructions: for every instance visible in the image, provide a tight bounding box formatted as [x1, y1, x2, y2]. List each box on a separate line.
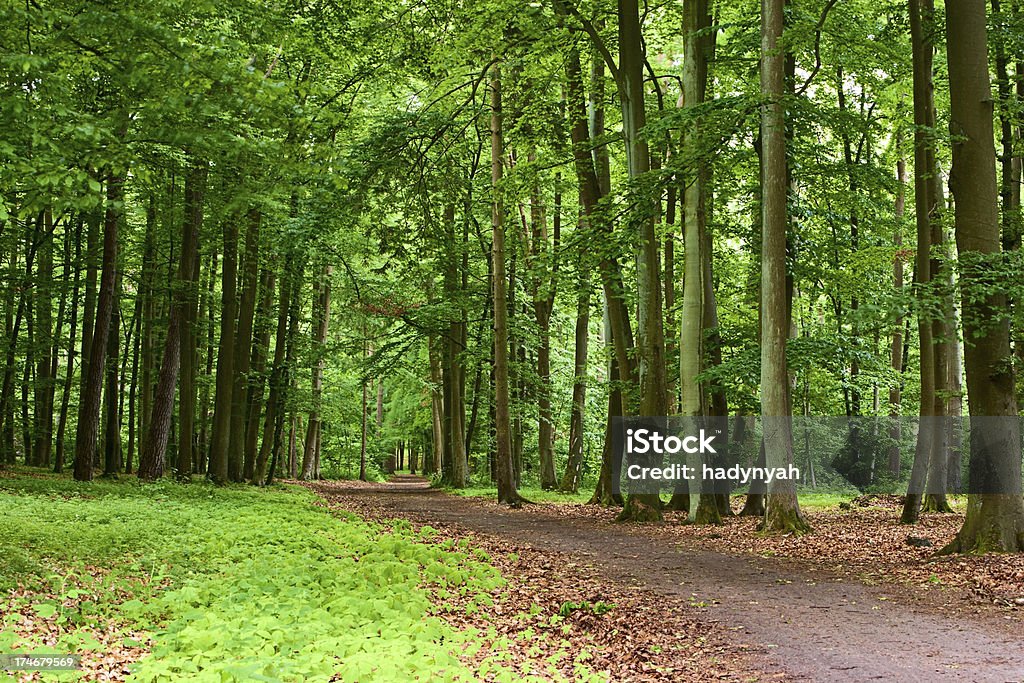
[0, 470, 514, 681]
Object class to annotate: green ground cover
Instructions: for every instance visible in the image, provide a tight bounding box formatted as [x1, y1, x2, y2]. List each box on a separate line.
[0, 471, 505, 681]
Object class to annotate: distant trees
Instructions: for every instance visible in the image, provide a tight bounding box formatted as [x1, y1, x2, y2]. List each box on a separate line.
[1, 0, 1023, 553]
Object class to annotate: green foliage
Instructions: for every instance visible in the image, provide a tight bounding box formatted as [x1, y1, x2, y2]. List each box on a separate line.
[0, 473, 512, 681]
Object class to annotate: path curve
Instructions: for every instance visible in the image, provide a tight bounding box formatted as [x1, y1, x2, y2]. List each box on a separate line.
[311, 477, 1024, 683]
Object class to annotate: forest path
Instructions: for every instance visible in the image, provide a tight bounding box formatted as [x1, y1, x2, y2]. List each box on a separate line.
[310, 478, 1024, 683]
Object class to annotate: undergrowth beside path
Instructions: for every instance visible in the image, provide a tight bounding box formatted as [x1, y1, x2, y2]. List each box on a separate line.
[0, 470, 516, 681]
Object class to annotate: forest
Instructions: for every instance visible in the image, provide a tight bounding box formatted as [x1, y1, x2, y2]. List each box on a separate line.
[2, 0, 1024, 680]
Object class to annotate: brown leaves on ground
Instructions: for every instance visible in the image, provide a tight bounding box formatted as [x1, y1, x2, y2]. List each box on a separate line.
[0, 566, 152, 682]
[312, 483, 768, 683]
[508, 495, 1024, 614]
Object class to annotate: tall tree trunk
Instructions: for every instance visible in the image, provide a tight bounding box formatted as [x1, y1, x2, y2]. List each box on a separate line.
[229, 209, 260, 482]
[137, 165, 203, 481]
[209, 214, 239, 484]
[74, 171, 125, 482]
[560, 283, 590, 493]
[617, 0, 667, 521]
[176, 163, 205, 481]
[197, 249, 217, 474]
[31, 211, 54, 468]
[54, 218, 83, 473]
[889, 144, 907, 477]
[441, 203, 468, 488]
[301, 265, 331, 481]
[940, 0, 1024, 554]
[679, 0, 721, 525]
[102, 275, 122, 476]
[759, 0, 808, 534]
[902, 0, 943, 523]
[491, 61, 523, 506]
[253, 253, 294, 485]
[138, 198, 157, 472]
[125, 293, 142, 474]
[428, 336, 444, 475]
[244, 270, 274, 480]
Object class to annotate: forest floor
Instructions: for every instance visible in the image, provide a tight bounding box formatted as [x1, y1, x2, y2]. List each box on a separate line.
[309, 476, 1024, 683]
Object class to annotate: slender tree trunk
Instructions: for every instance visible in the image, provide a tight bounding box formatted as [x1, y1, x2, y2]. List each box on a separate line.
[137, 164, 203, 481]
[32, 211, 54, 468]
[101, 273, 122, 476]
[902, 0, 942, 523]
[176, 163, 205, 481]
[441, 203, 468, 487]
[196, 249, 217, 474]
[560, 284, 590, 493]
[74, 171, 125, 482]
[125, 294, 141, 474]
[229, 209, 260, 482]
[428, 336, 444, 476]
[138, 199, 157, 471]
[491, 61, 523, 506]
[254, 254, 294, 485]
[301, 265, 331, 480]
[54, 218, 83, 473]
[244, 270, 274, 480]
[889, 145, 907, 477]
[759, 0, 808, 534]
[209, 214, 239, 484]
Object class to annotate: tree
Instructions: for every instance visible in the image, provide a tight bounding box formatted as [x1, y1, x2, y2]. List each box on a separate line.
[940, 0, 1024, 554]
[759, 0, 808, 535]
[491, 60, 524, 507]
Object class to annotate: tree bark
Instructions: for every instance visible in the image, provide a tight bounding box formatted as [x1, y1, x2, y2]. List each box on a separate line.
[902, 0, 943, 523]
[301, 265, 331, 480]
[244, 270, 274, 480]
[74, 171, 125, 482]
[175, 163, 205, 481]
[54, 217, 83, 473]
[209, 214, 239, 484]
[759, 0, 808, 534]
[229, 209, 260, 481]
[940, 0, 1024, 553]
[491, 61, 523, 506]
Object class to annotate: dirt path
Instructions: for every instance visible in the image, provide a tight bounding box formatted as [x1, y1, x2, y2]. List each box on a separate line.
[310, 477, 1024, 682]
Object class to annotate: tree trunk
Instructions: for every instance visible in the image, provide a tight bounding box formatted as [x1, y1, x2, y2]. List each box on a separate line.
[125, 292, 142, 474]
[176, 163, 205, 481]
[428, 336, 444, 475]
[441, 203, 468, 488]
[491, 61, 523, 506]
[301, 265, 331, 481]
[244, 270, 274, 480]
[137, 164, 203, 481]
[889, 144, 907, 477]
[209, 214, 239, 484]
[253, 254, 294, 485]
[101, 274, 122, 476]
[74, 171, 125, 482]
[616, 0, 667, 522]
[138, 198, 157, 472]
[940, 0, 1024, 554]
[560, 284, 590, 493]
[32, 211, 54, 468]
[902, 0, 943, 523]
[229, 209, 260, 481]
[759, 0, 808, 534]
[54, 218, 83, 473]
